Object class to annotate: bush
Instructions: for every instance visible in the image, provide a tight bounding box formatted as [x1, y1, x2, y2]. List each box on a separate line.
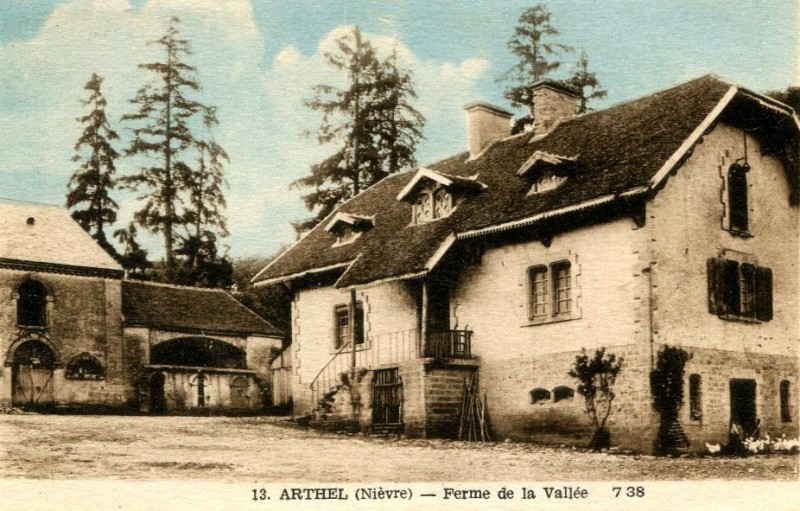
[568, 347, 623, 450]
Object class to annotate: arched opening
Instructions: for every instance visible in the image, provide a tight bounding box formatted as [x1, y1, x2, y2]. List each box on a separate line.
[230, 376, 249, 409]
[150, 337, 246, 369]
[65, 353, 105, 380]
[552, 386, 575, 403]
[530, 388, 551, 404]
[11, 339, 55, 407]
[17, 280, 48, 327]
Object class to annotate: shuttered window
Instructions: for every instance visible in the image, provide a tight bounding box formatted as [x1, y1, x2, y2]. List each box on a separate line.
[707, 257, 772, 321]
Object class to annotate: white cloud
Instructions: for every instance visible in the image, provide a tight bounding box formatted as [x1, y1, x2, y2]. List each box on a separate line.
[1, 8, 490, 259]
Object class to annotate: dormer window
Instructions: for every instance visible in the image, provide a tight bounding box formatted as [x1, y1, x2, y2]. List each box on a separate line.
[517, 151, 576, 195]
[530, 170, 568, 194]
[412, 186, 453, 224]
[398, 167, 485, 225]
[325, 212, 373, 247]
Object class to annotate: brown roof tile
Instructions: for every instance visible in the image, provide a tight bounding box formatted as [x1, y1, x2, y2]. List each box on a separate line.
[122, 280, 283, 337]
[252, 75, 739, 288]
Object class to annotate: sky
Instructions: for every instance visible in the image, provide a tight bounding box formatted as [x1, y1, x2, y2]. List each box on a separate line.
[0, 0, 797, 260]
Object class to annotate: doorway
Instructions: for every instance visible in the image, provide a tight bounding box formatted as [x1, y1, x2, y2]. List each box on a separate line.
[372, 368, 403, 434]
[730, 378, 757, 437]
[11, 340, 55, 408]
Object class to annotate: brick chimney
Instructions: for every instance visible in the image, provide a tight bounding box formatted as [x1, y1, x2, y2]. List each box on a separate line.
[530, 80, 580, 137]
[464, 102, 513, 159]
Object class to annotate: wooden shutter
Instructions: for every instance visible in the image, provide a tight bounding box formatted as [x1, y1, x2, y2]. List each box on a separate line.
[707, 257, 726, 314]
[755, 266, 773, 321]
[723, 259, 740, 315]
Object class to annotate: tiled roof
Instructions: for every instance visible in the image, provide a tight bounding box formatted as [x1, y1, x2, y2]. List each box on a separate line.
[253, 75, 793, 289]
[0, 198, 122, 276]
[122, 280, 283, 337]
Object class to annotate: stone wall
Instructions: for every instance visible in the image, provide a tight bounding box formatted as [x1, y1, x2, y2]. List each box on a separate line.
[0, 269, 127, 407]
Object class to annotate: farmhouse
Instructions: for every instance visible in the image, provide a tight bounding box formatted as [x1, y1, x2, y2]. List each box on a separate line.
[253, 75, 799, 451]
[0, 198, 283, 412]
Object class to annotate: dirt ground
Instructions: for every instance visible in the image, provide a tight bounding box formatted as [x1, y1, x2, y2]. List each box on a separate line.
[0, 414, 797, 481]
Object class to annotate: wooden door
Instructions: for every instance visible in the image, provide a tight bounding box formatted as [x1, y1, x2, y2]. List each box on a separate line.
[11, 340, 55, 408]
[230, 376, 249, 409]
[372, 368, 403, 433]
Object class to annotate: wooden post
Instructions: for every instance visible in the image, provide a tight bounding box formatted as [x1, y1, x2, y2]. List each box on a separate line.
[420, 281, 429, 357]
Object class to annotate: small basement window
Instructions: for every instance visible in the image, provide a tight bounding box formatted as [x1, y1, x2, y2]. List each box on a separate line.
[553, 386, 575, 403]
[530, 388, 551, 404]
[65, 353, 105, 380]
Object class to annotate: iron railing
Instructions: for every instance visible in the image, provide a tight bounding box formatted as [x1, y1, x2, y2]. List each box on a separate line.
[424, 330, 472, 359]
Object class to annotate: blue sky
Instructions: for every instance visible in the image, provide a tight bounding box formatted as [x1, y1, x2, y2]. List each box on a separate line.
[0, 0, 797, 260]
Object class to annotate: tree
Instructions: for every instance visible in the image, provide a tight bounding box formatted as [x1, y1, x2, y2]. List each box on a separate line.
[566, 50, 607, 114]
[113, 222, 152, 276]
[292, 27, 424, 234]
[122, 16, 227, 278]
[765, 86, 800, 114]
[67, 73, 120, 253]
[650, 346, 691, 454]
[180, 106, 229, 271]
[569, 347, 624, 450]
[498, 4, 571, 114]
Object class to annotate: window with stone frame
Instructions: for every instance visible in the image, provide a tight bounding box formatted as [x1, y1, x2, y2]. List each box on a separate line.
[527, 257, 578, 324]
[17, 279, 48, 327]
[334, 302, 365, 349]
[689, 374, 702, 421]
[780, 380, 792, 422]
[707, 257, 772, 321]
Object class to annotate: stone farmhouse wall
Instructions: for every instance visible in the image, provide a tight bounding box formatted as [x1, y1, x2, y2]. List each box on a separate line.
[0, 269, 128, 407]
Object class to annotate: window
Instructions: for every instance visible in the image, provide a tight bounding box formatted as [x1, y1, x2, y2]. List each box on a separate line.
[780, 380, 791, 422]
[335, 226, 359, 246]
[17, 280, 47, 327]
[728, 163, 749, 233]
[412, 187, 453, 224]
[65, 353, 105, 380]
[529, 266, 549, 317]
[530, 388, 551, 404]
[553, 262, 572, 315]
[334, 302, 364, 349]
[689, 374, 702, 421]
[707, 257, 772, 321]
[529, 170, 568, 194]
[553, 386, 574, 402]
[528, 260, 573, 321]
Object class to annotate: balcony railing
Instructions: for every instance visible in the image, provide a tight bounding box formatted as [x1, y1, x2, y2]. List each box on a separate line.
[424, 330, 472, 359]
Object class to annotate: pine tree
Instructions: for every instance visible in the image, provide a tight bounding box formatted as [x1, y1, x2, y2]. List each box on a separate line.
[566, 50, 607, 113]
[292, 27, 424, 234]
[67, 73, 119, 253]
[113, 222, 152, 276]
[181, 105, 229, 270]
[498, 4, 571, 111]
[122, 16, 227, 277]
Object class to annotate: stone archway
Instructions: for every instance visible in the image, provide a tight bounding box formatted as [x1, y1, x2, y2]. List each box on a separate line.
[11, 339, 56, 408]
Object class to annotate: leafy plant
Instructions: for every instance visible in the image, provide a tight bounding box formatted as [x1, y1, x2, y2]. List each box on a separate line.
[568, 347, 623, 450]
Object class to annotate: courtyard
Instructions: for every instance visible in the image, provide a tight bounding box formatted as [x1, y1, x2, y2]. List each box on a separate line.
[0, 414, 797, 481]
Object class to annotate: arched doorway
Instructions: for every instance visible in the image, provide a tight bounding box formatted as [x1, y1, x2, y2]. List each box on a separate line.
[12, 340, 55, 408]
[230, 376, 249, 409]
[148, 372, 166, 414]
